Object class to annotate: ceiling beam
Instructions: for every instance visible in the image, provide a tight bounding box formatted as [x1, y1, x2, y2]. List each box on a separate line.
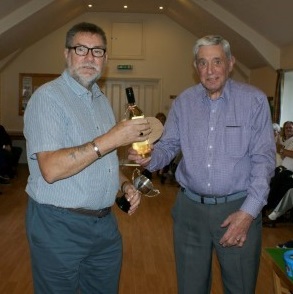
[0, 0, 54, 35]
[192, 0, 280, 69]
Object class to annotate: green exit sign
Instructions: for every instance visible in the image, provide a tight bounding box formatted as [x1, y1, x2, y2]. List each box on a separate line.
[117, 65, 133, 70]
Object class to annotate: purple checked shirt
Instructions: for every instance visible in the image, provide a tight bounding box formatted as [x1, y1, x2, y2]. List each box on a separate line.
[148, 79, 276, 218]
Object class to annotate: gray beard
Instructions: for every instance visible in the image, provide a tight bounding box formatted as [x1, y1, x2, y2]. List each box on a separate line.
[74, 73, 100, 89]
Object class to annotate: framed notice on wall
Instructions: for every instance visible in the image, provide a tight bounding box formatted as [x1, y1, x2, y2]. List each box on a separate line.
[19, 73, 59, 115]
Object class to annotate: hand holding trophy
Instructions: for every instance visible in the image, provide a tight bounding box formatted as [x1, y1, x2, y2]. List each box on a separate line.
[116, 168, 160, 213]
[116, 87, 164, 213]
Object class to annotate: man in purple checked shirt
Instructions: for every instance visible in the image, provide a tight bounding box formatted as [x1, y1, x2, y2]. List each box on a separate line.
[129, 35, 276, 294]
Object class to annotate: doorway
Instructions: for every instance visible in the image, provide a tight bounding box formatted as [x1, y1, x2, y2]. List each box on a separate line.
[98, 77, 162, 122]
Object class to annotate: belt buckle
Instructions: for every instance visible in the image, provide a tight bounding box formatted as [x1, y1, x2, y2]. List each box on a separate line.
[97, 207, 110, 217]
[201, 195, 218, 205]
[208, 196, 218, 205]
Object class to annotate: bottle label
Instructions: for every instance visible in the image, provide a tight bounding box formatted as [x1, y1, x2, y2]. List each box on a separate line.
[131, 116, 151, 158]
[131, 115, 144, 119]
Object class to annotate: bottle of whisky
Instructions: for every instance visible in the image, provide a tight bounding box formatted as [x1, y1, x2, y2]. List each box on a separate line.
[125, 87, 151, 158]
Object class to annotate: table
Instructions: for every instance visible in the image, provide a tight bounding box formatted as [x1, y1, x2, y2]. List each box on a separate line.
[263, 248, 293, 294]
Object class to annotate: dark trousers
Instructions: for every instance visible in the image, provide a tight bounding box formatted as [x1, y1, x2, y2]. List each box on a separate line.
[0, 146, 22, 178]
[172, 190, 261, 294]
[26, 198, 122, 294]
[266, 166, 293, 209]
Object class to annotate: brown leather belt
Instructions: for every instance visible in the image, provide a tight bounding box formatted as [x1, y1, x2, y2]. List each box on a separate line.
[68, 207, 111, 218]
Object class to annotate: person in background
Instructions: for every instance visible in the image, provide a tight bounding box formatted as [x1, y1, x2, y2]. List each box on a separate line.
[273, 123, 281, 141]
[155, 112, 167, 126]
[265, 188, 293, 226]
[24, 22, 151, 294]
[0, 124, 22, 183]
[129, 35, 275, 294]
[263, 121, 293, 227]
[277, 239, 293, 249]
[273, 123, 282, 166]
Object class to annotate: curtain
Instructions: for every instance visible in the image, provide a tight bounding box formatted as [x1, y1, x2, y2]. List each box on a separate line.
[273, 69, 284, 124]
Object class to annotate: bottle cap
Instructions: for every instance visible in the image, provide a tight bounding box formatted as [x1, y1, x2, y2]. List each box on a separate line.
[125, 87, 135, 104]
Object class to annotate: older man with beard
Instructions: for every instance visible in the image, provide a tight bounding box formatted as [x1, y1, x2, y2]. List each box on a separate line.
[24, 22, 151, 294]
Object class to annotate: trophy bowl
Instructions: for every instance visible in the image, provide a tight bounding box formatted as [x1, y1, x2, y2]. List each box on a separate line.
[116, 168, 160, 213]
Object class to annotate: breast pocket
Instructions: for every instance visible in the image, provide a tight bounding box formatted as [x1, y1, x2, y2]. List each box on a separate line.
[225, 126, 249, 156]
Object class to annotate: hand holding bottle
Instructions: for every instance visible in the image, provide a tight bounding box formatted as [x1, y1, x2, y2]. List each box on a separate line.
[128, 145, 152, 167]
[125, 87, 152, 158]
[106, 118, 151, 147]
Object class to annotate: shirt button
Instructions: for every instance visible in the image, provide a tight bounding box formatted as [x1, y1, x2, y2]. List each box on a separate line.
[207, 164, 211, 168]
[209, 145, 213, 149]
[210, 127, 214, 131]
[207, 183, 211, 187]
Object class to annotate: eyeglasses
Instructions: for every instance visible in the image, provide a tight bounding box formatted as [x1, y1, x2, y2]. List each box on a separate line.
[67, 45, 106, 58]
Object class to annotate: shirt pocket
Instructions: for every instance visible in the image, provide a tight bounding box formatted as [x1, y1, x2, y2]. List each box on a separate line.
[225, 126, 248, 157]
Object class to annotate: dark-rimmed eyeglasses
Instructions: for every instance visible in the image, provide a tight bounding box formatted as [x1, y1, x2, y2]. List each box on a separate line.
[67, 45, 106, 58]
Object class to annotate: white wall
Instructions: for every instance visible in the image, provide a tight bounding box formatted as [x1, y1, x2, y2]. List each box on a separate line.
[281, 71, 293, 126]
[0, 12, 248, 132]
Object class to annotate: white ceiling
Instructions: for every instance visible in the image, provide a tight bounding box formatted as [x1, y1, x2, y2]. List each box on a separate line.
[1, 0, 293, 70]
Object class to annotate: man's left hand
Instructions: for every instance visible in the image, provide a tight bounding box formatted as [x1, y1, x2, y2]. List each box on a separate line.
[124, 184, 142, 215]
[219, 210, 253, 247]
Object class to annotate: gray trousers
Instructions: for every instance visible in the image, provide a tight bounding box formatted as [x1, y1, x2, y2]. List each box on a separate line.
[172, 189, 262, 294]
[26, 198, 122, 294]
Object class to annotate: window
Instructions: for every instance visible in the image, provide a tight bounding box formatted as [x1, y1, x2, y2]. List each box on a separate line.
[280, 71, 293, 126]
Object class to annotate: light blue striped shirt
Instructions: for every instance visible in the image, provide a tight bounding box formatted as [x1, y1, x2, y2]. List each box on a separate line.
[148, 79, 276, 217]
[24, 70, 119, 209]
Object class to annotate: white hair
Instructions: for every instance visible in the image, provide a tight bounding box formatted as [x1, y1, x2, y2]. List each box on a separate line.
[273, 123, 280, 132]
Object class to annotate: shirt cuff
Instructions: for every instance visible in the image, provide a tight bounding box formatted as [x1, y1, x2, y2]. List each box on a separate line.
[240, 196, 263, 219]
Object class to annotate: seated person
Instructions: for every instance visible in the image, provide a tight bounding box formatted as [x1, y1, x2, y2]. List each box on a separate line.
[0, 125, 22, 181]
[264, 121, 293, 211]
[273, 123, 281, 166]
[273, 123, 281, 142]
[158, 151, 182, 184]
[264, 188, 293, 227]
[0, 155, 10, 184]
[277, 239, 293, 249]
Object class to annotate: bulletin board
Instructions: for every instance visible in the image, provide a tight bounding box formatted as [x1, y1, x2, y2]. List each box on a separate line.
[19, 73, 59, 115]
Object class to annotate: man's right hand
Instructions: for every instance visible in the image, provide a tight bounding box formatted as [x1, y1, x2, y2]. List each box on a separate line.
[108, 118, 151, 147]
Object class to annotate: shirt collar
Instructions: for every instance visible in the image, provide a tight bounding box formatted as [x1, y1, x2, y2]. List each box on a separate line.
[200, 78, 231, 102]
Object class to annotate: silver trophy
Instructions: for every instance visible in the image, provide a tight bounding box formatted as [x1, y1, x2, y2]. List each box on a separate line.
[116, 168, 160, 212]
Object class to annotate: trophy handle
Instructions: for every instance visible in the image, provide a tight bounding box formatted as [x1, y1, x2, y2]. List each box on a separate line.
[132, 168, 141, 183]
[145, 189, 160, 197]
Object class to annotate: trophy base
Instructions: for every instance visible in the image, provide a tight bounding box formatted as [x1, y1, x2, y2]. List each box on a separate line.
[116, 195, 130, 213]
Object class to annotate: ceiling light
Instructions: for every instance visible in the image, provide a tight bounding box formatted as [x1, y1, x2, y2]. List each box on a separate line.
[88, 4, 92, 8]
[124, 5, 128, 9]
[159, 6, 164, 10]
